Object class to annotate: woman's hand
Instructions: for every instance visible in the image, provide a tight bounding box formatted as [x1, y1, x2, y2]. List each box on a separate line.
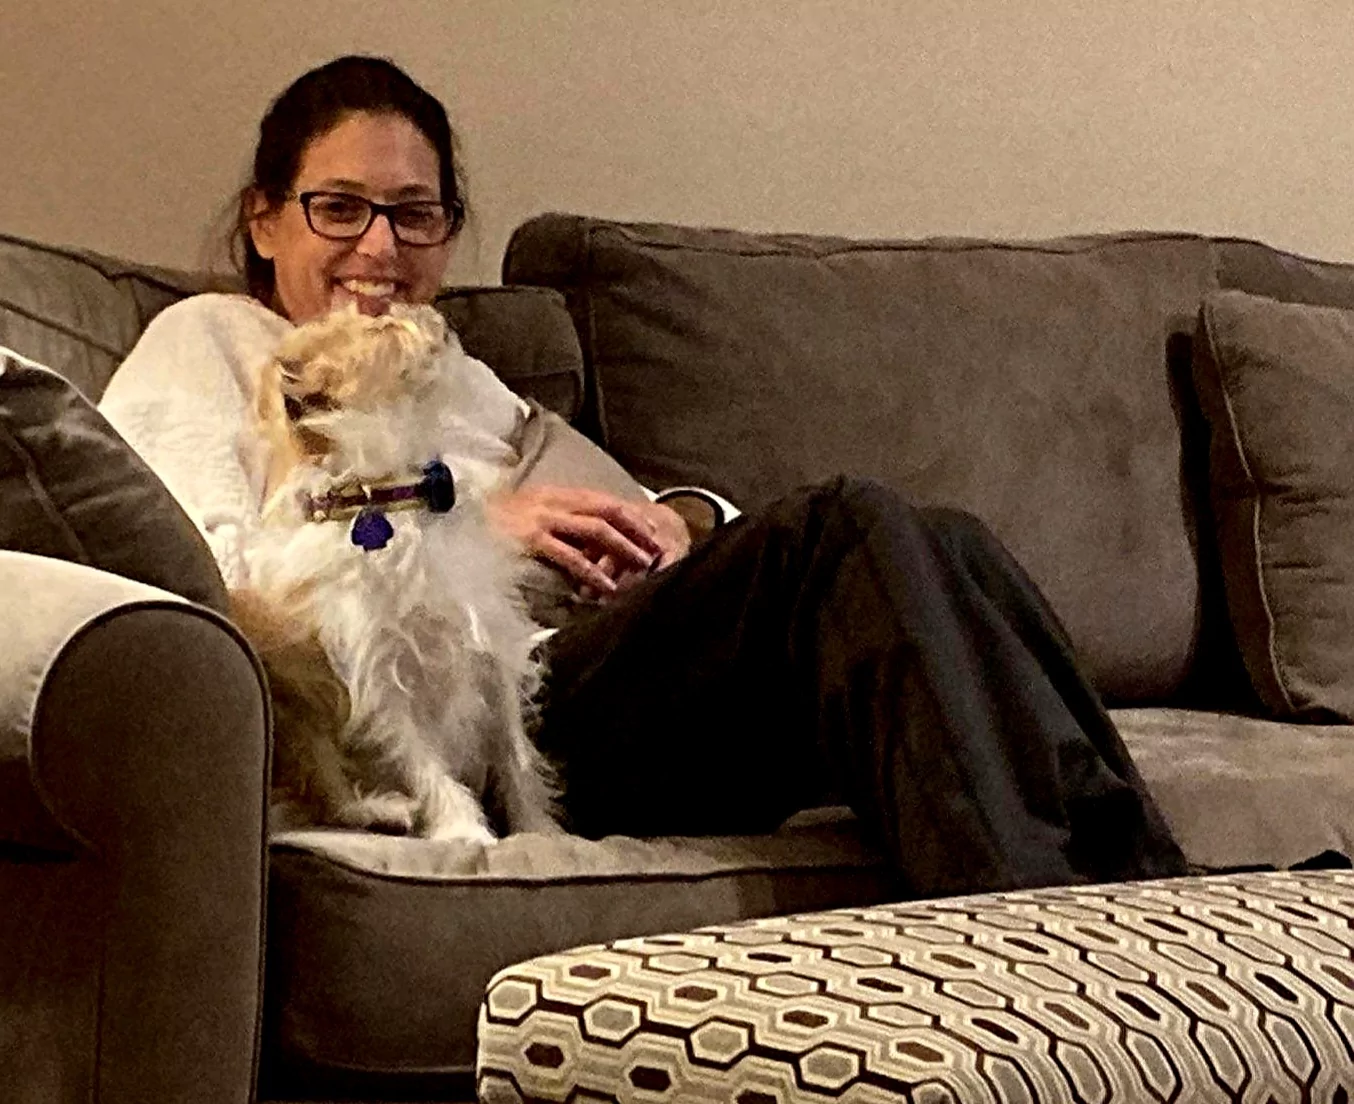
[586, 498, 691, 599]
[486, 486, 690, 598]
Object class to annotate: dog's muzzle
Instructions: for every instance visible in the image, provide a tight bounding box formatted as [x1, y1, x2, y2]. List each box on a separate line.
[302, 460, 456, 551]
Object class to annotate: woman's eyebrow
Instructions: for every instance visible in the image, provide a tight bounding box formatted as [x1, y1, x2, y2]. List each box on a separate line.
[308, 178, 439, 200]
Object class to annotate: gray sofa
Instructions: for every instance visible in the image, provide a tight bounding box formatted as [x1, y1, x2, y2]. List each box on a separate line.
[4, 217, 1354, 1102]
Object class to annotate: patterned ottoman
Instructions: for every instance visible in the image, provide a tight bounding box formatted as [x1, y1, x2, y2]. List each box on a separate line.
[477, 870, 1354, 1102]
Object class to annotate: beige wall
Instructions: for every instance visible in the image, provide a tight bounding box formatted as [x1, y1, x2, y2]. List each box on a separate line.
[4, 1, 1354, 284]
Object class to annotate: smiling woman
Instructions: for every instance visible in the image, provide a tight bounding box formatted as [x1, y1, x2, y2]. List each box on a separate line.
[247, 113, 452, 321]
[99, 53, 1189, 902]
[237, 59, 462, 322]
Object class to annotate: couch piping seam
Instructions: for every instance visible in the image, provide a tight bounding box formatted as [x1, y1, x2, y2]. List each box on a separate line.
[1204, 297, 1295, 715]
[268, 846, 888, 888]
[592, 223, 1354, 274]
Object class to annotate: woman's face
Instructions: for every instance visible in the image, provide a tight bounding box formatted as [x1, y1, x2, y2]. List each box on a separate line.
[249, 110, 453, 324]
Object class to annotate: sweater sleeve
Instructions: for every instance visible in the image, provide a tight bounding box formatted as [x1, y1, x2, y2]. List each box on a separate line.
[98, 294, 291, 589]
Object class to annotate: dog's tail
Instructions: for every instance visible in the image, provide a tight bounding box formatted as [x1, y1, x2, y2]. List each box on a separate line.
[229, 587, 353, 811]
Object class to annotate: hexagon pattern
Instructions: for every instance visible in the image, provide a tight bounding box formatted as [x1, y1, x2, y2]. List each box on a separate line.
[478, 870, 1354, 1102]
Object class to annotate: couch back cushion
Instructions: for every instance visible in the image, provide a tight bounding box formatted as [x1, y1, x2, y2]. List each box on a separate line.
[0, 233, 209, 403]
[0, 232, 585, 418]
[0, 349, 230, 612]
[1213, 238, 1354, 310]
[505, 216, 1231, 703]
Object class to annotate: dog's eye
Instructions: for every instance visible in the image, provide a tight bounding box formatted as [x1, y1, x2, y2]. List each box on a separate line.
[283, 392, 337, 421]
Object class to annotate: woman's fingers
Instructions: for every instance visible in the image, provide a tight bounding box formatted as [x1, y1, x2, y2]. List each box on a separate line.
[589, 499, 665, 556]
[541, 489, 664, 558]
[486, 486, 702, 593]
[537, 535, 619, 594]
[551, 511, 656, 572]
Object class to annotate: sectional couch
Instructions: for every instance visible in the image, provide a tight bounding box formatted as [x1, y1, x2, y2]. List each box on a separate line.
[5, 216, 1354, 1102]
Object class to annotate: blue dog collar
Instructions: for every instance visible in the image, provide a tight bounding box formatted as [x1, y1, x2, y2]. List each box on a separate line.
[300, 460, 456, 552]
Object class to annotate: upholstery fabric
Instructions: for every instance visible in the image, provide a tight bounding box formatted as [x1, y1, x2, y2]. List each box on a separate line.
[0, 229, 587, 420]
[436, 287, 586, 422]
[0, 351, 229, 612]
[504, 217, 1220, 703]
[0, 552, 269, 1104]
[1114, 707, 1354, 870]
[0, 232, 212, 402]
[478, 869, 1354, 1103]
[263, 810, 893, 1080]
[1192, 290, 1354, 720]
[260, 699, 1354, 1086]
[1213, 236, 1354, 312]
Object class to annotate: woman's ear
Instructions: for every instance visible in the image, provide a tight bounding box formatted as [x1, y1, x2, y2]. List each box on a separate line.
[247, 190, 280, 261]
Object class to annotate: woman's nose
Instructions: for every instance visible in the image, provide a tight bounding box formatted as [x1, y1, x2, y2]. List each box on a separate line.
[355, 211, 399, 257]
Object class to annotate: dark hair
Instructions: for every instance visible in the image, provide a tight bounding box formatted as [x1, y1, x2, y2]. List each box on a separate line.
[231, 55, 466, 303]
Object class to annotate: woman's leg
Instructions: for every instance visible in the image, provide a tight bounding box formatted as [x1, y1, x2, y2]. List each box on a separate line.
[534, 477, 1187, 897]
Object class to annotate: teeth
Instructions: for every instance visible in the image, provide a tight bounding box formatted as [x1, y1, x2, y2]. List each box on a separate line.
[340, 280, 397, 297]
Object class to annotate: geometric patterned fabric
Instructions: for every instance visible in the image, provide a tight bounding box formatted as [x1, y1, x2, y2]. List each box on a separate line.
[478, 870, 1354, 1102]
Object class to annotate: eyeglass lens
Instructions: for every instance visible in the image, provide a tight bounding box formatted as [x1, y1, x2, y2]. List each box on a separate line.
[303, 193, 450, 245]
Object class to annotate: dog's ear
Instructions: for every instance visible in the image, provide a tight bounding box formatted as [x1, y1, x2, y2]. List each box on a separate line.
[254, 357, 313, 508]
[256, 358, 292, 436]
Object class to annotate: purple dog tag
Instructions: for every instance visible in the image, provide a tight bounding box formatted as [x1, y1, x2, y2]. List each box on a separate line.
[351, 508, 395, 551]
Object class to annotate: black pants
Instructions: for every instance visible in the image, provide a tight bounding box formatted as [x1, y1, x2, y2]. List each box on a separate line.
[535, 477, 1187, 899]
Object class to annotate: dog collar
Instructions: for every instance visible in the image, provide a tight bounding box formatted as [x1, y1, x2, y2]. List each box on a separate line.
[301, 460, 456, 552]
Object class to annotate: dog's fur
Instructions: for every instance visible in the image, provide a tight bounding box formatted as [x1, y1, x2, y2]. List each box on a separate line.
[232, 304, 559, 843]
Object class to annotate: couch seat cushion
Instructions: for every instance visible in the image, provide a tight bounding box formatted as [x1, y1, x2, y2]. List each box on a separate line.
[478, 868, 1354, 1103]
[261, 706, 1354, 1091]
[1115, 707, 1354, 871]
[263, 809, 893, 1083]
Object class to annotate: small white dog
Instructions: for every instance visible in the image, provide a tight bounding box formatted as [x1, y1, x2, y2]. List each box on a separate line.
[231, 304, 560, 844]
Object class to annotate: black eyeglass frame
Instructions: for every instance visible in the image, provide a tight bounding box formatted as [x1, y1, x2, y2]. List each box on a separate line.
[290, 190, 463, 246]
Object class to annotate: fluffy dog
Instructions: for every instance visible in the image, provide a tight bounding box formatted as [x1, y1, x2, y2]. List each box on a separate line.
[231, 304, 560, 844]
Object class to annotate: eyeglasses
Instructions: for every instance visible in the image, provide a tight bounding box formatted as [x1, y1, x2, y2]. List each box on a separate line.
[291, 191, 460, 246]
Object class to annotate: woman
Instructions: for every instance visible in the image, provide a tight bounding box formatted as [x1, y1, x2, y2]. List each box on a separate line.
[99, 55, 1187, 899]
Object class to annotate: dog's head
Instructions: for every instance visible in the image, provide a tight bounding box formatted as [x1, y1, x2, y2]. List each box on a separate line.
[255, 304, 449, 497]
[267, 303, 448, 430]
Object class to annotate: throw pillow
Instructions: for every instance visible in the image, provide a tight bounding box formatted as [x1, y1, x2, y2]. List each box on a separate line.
[1193, 289, 1354, 720]
[0, 347, 229, 613]
[509, 399, 654, 629]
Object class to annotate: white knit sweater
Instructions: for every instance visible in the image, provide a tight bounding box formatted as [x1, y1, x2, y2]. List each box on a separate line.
[98, 293, 528, 590]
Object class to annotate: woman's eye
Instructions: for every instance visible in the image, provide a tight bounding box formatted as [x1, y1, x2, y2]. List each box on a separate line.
[314, 197, 367, 223]
[396, 206, 438, 229]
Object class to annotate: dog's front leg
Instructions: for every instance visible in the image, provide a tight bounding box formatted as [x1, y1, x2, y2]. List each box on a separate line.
[492, 685, 564, 837]
[498, 747, 564, 837]
[405, 754, 498, 845]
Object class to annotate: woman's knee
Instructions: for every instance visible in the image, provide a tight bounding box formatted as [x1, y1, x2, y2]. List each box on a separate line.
[822, 475, 915, 531]
[764, 476, 1001, 564]
[919, 503, 997, 545]
[821, 477, 1005, 559]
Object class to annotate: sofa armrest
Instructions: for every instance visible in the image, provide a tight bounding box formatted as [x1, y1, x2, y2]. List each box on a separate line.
[0, 550, 270, 1104]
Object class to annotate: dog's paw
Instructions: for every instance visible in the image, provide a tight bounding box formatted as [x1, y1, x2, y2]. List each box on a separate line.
[424, 817, 498, 847]
[343, 792, 419, 835]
